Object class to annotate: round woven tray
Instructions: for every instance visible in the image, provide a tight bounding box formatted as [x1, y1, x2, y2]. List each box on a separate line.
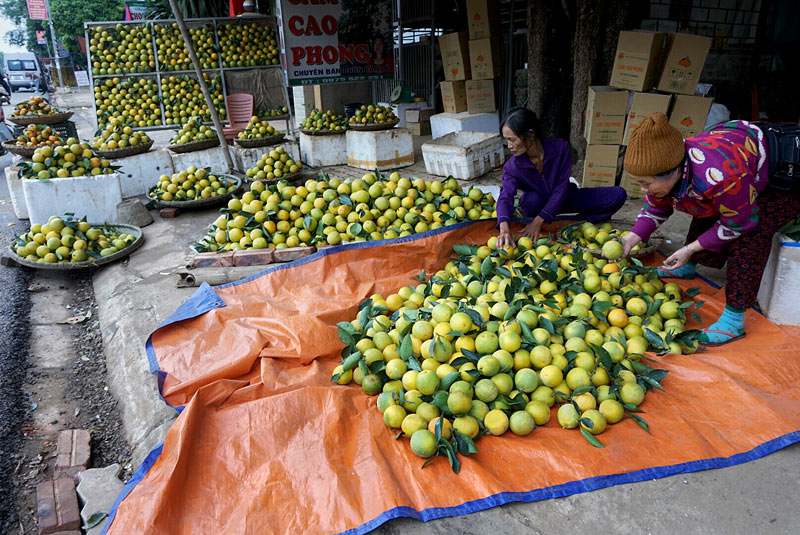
[558, 222, 660, 258]
[148, 174, 242, 209]
[299, 128, 347, 137]
[347, 118, 400, 131]
[167, 137, 220, 154]
[10, 111, 73, 126]
[2, 141, 39, 158]
[7, 224, 144, 271]
[234, 135, 286, 149]
[94, 139, 153, 159]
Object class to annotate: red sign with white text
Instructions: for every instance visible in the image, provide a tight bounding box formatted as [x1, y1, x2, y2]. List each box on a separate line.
[26, 0, 48, 20]
[277, 0, 394, 85]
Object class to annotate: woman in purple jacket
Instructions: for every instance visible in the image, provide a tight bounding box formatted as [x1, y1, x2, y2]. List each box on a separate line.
[497, 108, 627, 248]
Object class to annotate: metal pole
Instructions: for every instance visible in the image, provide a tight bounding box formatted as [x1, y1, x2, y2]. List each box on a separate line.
[43, 0, 63, 87]
[167, 0, 236, 173]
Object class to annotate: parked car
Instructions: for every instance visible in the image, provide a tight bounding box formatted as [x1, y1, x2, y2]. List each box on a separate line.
[3, 53, 42, 92]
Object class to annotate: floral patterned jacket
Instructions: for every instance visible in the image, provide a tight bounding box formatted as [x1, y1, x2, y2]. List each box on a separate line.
[631, 120, 769, 252]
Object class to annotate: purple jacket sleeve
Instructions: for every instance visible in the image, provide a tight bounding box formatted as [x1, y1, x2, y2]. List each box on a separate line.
[496, 162, 518, 224]
[630, 194, 674, 242]
[538, 141, 571, 222]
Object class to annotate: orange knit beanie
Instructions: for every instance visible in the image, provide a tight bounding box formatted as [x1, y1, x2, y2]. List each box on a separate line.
[624, 112, 685, 176]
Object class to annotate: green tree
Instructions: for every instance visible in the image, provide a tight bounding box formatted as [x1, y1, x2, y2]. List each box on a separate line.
[0, 0, 125, 55]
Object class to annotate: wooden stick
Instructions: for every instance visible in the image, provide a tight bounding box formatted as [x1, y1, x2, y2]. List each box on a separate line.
[167, 0, 236, 173]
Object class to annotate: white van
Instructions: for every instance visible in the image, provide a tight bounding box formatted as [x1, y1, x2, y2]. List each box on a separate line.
[4, 53, 41, 91]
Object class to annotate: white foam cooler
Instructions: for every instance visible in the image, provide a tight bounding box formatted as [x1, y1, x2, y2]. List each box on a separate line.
[346, 129, 414, 171]
[113, 148, 174, 198]
[422, 131, 504, 180]
[757, 234, 800, 325]
[430, 111, 500, 139]
[5, 163, 28, 219]
[22, 173, 123, 226]
[299, 132, 346, 167]
[168, 145, 231, 174]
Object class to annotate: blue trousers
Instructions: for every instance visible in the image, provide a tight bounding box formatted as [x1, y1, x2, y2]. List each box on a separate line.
[520, 184, 627, 222]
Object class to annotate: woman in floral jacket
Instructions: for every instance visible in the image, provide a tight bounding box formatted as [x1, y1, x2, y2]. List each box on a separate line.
[621, 112, 800, 345]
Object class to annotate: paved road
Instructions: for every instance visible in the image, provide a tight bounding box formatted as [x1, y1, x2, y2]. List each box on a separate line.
[0, 90, 38, 531]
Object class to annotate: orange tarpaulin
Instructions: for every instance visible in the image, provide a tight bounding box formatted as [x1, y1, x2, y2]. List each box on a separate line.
[104, 221, 800, 534]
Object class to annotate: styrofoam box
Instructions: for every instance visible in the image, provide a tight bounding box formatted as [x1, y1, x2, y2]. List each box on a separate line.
[757, 234, 800, 325]
[430, 111, 500, 139]
[346, 129, 414, 171]
[168, 146, 232, 174]
[5, 164, 28, 219]
[113, 148, 174, 198]
[22, 173, 123, 226]
[232, 142, 301, 172]
[422, 131, 504, 180]
[299, 132, 347, 167]
[381, 102, 429, 128]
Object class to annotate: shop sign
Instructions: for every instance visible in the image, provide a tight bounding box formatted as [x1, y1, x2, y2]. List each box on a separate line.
[277, 0, 395, 86]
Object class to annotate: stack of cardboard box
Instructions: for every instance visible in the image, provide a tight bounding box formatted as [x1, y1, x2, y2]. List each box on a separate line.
[583, 30, 714, 199]
[439, 0, 498, 115]
[405, 108, 434, 136]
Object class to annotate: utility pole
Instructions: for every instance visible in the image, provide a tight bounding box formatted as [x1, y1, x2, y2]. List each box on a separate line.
[43, 0, 63, 87]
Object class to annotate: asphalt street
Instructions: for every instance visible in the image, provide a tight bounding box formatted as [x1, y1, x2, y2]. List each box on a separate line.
[0, 90, 37, 531]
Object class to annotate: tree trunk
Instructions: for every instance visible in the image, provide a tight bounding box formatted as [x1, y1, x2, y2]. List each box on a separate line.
[526, 0, 547, 121]
[569, 0, 600, 164]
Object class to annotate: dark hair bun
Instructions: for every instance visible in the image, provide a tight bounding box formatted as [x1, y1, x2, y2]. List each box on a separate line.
[501, 107, 543, 141]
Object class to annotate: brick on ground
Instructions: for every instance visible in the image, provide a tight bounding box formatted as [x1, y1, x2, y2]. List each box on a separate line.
[55, 429, 91, 480]
[36, 477, 81, 534]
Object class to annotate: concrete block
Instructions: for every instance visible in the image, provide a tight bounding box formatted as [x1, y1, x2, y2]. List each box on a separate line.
[757, 235, 800, 325]
[113, 148, 174, 199]
[76, 464, 123, 535]
[22, 174, 123, 226]
[346, 129, 414, 171]
[5, 164, 28, 219]
[430, 111, 500, 139]
[116, 199, 154, 227]
[37, 477, 81, 534]
[168, 145, 231, 175]
[55, 429, 91, 479]
[299, 132, 347, 167]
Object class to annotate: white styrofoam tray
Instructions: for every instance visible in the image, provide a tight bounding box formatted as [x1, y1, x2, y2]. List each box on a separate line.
[422, 131, 504, 180]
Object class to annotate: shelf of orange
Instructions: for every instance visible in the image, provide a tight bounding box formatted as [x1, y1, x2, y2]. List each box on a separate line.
[106, 220, 800, 535]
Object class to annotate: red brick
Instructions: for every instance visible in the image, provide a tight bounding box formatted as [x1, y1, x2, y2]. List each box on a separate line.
[37, 477, 80, 534]
[159, 207, 180, 218]
[55, 430, 91, 479]
[231, 248, 275, 267]
[189, 251, 235, 268]
[273, 246, 316, 263]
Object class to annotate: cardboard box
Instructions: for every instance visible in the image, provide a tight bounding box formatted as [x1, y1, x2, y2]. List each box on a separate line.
[440, 81, 468, 113]
[407, 121, 432, 136]
[620, 171, 643, 199]
[669, 95, 713, 139]
[466, 80, 496, 114]
[622, 92, 672, 145]
[439, 32, 470, 81]
[657, 33, 712, 95]
[582, 145, 621, 187]
[405, 108, 435, 123]
[609, 31, 666, 92]
[466, 0, 497, 40]
[468, 38, 500, 80]
[585, 86, 628, 145]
